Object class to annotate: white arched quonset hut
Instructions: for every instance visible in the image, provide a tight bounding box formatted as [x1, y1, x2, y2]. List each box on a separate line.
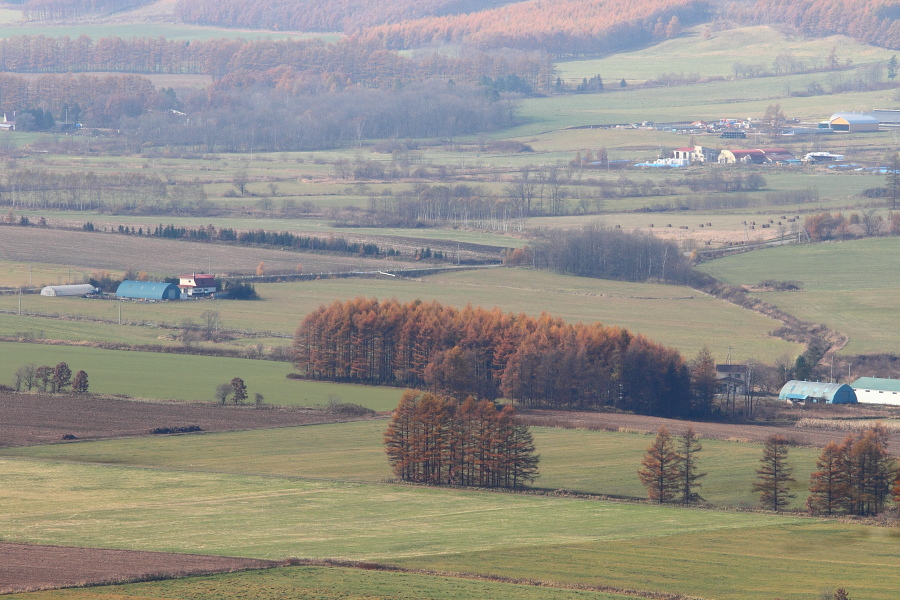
[40, 284, 98, 297]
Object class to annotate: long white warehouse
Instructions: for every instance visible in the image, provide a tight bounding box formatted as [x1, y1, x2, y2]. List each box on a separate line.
[850, 377, 900, 406]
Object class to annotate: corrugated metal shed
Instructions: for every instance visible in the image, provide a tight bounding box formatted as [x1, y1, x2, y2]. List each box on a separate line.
[116, 280, 180, 300]
[778, 380, 857, 404]
[829, 112, 879, 132]
[40, 284, 98, 297]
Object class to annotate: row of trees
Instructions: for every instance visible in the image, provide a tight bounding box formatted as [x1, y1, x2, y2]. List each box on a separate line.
[804, 210, 900, 241]
[384, 390, 539, 489]
[0, 35, 550, 87]
[294, 297, 710, 418]
[13, 362, 88, 393]
[0, 169, 208, 214]
[808, 426, 898, 516]
[639, 426, 899, 515]
[638, 426, 705, 503]
[146, 223, 385, 256]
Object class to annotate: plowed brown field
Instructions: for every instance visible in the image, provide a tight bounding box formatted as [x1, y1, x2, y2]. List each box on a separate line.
[0, 392, 381, 447]
[0, 543, 278, 593]
[0, 227, 408, 276]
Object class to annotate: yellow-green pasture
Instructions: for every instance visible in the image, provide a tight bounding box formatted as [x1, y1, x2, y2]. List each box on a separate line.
[699, 237, 900, 355]
[0, 341, 404, 409]
[0, 422, 892, 600]
[1, 421, 820, 508]
[0, 268, 801, 363]
[556, 26, 896, 84]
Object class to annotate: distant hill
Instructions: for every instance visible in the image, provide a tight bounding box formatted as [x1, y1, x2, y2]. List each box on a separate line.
[173, 0, 517, 33]
[356, 0, 713, 55]
[752, 0, 900, 50]
[16, 0, 158, 20]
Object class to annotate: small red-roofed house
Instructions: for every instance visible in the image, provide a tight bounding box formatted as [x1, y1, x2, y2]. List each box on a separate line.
[178, 274, 217, 297]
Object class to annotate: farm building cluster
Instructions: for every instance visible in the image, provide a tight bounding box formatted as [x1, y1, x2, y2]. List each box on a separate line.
[116, 275, 217, 300]
[777, 378, 900, 406]
[39, 275, 218, 301]
[717, 364, 900, 407]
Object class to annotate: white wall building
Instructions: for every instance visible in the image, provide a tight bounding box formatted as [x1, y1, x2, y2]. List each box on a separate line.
[850, 377, 900, 406]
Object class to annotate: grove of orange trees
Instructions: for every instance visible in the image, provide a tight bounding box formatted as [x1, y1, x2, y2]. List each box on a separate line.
[294, 297, 695, 417]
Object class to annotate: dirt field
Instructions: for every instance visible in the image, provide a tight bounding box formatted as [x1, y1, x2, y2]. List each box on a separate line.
[0, 392, 381, 447]
[0, 227, 410, 277]
[519, 406, 900, 453]
[0, 543, 278, 593]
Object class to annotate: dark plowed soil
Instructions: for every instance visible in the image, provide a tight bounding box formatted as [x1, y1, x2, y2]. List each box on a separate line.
[0, 543, 278, 593]
[0, 392, 381, 448]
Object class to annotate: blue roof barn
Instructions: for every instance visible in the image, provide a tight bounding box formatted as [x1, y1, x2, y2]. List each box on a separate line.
[116, 280, 180, 300]
[778, 380, 857, 404]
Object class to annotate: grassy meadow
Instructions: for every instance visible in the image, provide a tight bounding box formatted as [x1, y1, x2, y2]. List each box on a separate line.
[0, 421, 821, 508]
[698, 237, 900, 355]
[0, 267, 802, 366]
[0, 422, 890, 600]
[556, 26, 897, 83]
[0, 341, 404, 409]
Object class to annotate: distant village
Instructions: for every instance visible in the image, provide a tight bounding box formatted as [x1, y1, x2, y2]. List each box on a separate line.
[631, 110, 898, 167]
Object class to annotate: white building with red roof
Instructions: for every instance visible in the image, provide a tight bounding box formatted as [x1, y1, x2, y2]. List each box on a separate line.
[178, 274, 217, 297]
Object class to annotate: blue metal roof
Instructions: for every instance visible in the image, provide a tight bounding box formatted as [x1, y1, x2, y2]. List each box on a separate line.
[778, 380, 857, 404]
[116, 280, 180, 300]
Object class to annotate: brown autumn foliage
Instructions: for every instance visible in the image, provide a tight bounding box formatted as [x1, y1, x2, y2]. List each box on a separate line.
[750, 0, 900, 51]
[293, 297, 692, 417]
[384, 390, 539, 489]
[808, 425, 898, 516]
[0, 36, 550, 88]
[357, 0, 712, 55]
[174, 0, 506, 33]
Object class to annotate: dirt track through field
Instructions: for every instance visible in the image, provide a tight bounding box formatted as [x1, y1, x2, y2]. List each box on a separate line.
[0, 226, 407, 276]
[0, 543, 278, 593]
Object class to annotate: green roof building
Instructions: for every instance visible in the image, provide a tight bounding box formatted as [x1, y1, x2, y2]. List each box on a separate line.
[116, 280, 180, 300]
[850, 377, 900, 406]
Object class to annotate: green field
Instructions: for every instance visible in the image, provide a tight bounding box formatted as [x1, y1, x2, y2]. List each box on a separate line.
[0, 422, 890, 600]
[2, 566, 639, 600]
[0, 422, 820, 508]
[0, 342, 404, 409]
[556, 26, 895, 83]
[698, 237, 900, 355]
[0, 268, 802, 365]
